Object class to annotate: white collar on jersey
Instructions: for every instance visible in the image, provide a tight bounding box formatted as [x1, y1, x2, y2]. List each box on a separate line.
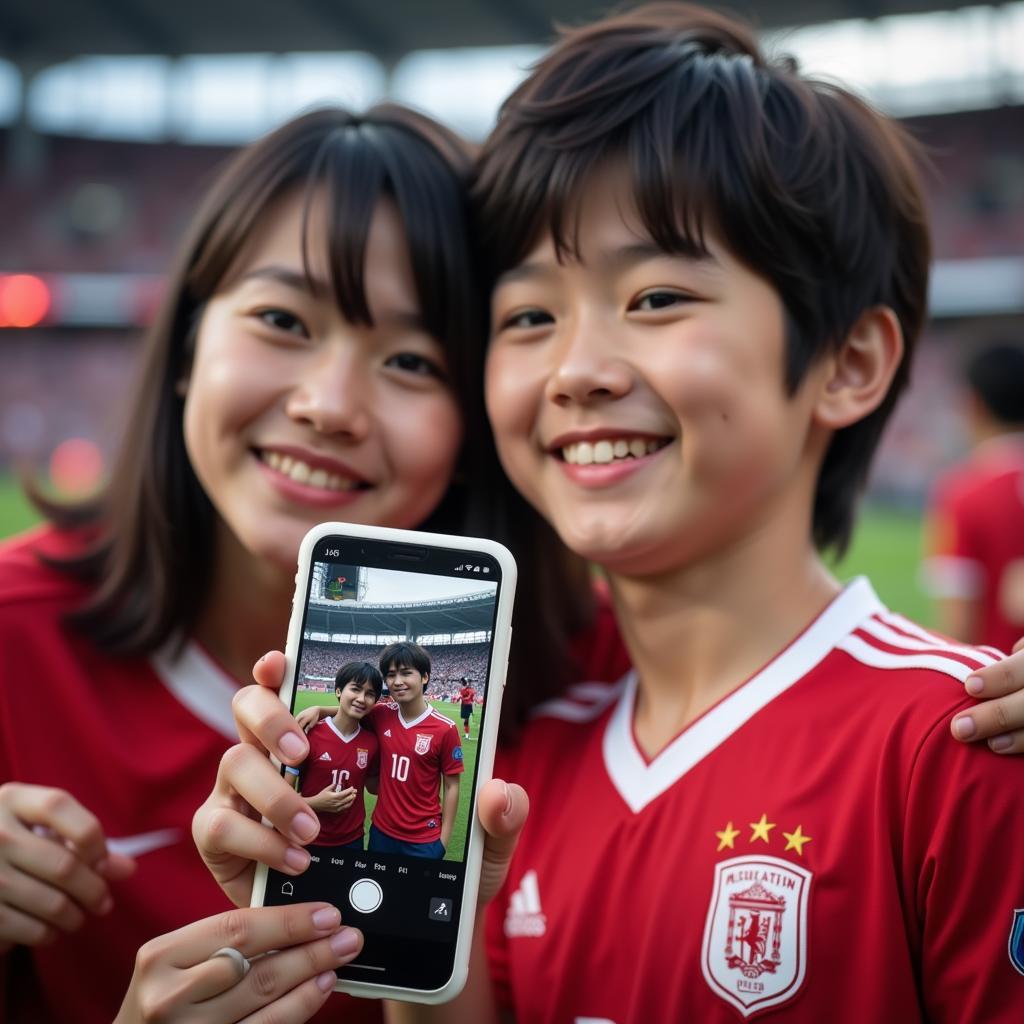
[393, 703, 433, 729]
[603, 576, 885, 814]
[150, 640, 239, 741]
[325, 717, 361, 743]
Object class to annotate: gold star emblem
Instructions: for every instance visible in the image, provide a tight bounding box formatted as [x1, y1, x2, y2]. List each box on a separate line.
[782, 825, 812, 856]
[715, 821, 741, 851]
[749, 813, 776, 844]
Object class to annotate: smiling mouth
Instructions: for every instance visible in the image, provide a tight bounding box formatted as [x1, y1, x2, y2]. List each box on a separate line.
[256, 449, 370, 493]
[558, 437, 672, 466]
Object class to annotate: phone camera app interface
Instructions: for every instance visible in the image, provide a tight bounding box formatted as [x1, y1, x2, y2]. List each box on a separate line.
[263, 545, 500, 989]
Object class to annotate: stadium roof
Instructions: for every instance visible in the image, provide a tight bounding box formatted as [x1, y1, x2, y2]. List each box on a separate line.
[305, 591, 495, 637]
[2, 0, 979, 63]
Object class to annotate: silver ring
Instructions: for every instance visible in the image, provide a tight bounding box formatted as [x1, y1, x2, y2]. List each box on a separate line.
[209, 946, 252, 981]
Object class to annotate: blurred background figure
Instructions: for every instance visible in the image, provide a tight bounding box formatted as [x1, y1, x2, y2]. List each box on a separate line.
[922, 343, 1024, 650]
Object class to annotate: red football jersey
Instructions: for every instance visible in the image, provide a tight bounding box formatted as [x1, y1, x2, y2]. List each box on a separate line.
[459, 686, 476, 706]
[923, 434, 1024, 653]
[487, 578, 1024, 1023]
[299, 719, 379, 845]
[0, 527, 382, 1024]
[368, 702, 463, 842]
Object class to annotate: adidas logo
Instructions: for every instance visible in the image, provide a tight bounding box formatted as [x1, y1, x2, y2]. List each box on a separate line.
[383, 729, 392, 737]
[319, 752, 331, 761]
[504, 870, 546, 938]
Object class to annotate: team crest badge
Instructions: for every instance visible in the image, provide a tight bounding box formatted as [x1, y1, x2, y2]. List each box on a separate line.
[1009, 909, 1024, 976]
[701, 855, 812, 1018]
[415, 733, 432, 755]
[356, 748, 369, 769]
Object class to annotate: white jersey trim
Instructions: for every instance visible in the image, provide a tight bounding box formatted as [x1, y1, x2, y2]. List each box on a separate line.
[532, 677, 629, 722]
[836, 634, 977, 682]
[603, 577, 885, 814]
[151, 640, 238, 740]
[860, 614, 999, 667]
[324, 718, 360, 744]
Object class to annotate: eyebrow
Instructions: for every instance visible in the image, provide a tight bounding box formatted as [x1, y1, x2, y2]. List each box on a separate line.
[239, 265, 329, 294]
[496, 242, 719, 287]
[239, 264, 426, 330]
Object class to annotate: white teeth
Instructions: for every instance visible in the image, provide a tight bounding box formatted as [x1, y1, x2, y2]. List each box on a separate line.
[260, 451, 360, 493]
[560, 437, 668, 466]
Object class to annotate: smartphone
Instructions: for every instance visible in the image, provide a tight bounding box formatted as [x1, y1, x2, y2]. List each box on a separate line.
[251, 522, 516, 1003]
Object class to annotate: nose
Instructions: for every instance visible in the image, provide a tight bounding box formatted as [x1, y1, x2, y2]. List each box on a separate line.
[545, 314, 634, 407]
[285, 340, 373, 439]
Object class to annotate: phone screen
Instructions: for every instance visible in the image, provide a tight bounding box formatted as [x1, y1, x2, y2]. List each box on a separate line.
[261, 533, 505, 992]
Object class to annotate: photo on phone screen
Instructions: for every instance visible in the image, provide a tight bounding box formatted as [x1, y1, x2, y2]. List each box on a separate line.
[259, 532, 508, 994]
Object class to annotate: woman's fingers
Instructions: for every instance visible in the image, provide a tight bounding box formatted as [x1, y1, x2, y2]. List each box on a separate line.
[195, 803, 311, 880]
[202, 926, 360, 1022]
[122, 903, 360, 1023]
[475, 778, 529, 906]
[233, 676, 309, 766]
[217, 744, 319, 847]
[0, 900, 56, 947]
[5, 828, 112, 915]
[1, 784, 110, 867]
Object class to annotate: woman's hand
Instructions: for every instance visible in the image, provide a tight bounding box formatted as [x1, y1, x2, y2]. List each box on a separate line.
[194, 651, 529, 912]
[115, 902, 361, 1023]
[0, 783, 136, 951]
[952, 637, 1024, 753]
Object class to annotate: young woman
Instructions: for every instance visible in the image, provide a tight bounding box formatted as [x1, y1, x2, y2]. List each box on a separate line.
[198, 7, 1024, 1024]
[0, 105, 595, 1024]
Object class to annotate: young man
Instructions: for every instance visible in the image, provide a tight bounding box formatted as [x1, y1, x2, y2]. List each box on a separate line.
[923, 343, 1024, 654]
[458, 677, 476, 737]
[461, 5, 1024, 1021]
[285, 661, 381, 850]
[366, 642, 463, 859]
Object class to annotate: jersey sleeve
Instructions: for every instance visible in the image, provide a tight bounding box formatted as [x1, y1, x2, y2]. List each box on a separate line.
[922, 474, 985, 599]
[441, 724, 464, 776]
[903, 705, 1024, 1020]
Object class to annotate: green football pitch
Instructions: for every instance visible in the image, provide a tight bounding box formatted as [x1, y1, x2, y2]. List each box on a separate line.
[293, 691, 479, 863]
[0, 472, 935, 625]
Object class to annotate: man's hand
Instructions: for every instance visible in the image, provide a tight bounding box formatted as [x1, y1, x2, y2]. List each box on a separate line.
[307, 786, 357, 814]
[951, 637, 1024, 753]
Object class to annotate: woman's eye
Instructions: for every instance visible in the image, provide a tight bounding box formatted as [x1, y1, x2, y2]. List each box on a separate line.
[633, 290, 690, 312]
[501, 309, 554, 331]
[385, 352, 445, 378]
[257, 308, 308, 336]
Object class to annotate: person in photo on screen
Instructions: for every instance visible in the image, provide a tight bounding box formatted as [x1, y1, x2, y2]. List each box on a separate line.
[286, 662, 381, 851]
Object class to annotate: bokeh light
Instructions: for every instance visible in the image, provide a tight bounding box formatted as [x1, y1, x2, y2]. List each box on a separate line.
[49, 437, 104, 495]
[0, 274, 51, 328]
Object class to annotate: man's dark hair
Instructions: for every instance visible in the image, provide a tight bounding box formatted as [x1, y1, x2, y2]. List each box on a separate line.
[966, 344, 1024, 427]
[379, 641, 432, 690]
[335, 660, 384, 700]
[473, 2, 932, 555]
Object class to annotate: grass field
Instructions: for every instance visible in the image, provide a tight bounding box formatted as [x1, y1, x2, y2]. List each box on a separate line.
[0, 473, 935, 626]
[294, 690, 479, 863]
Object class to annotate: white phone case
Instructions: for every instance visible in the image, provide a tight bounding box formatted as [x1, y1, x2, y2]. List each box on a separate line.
[251, 521, 516, 1003]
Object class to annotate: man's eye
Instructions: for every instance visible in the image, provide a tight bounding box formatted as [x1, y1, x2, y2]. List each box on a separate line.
[501, 309, 554, 330]
[633, 291, 690, 312]
[385, 352, 444, 378]
[257, 308, 308, 336]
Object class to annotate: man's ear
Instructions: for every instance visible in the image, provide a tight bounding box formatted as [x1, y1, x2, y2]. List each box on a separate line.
[813, 306, 904, 430]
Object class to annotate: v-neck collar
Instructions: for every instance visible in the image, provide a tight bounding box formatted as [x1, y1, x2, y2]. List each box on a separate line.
[602, 577, 885, 813]
[150, 639, 239, 740]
